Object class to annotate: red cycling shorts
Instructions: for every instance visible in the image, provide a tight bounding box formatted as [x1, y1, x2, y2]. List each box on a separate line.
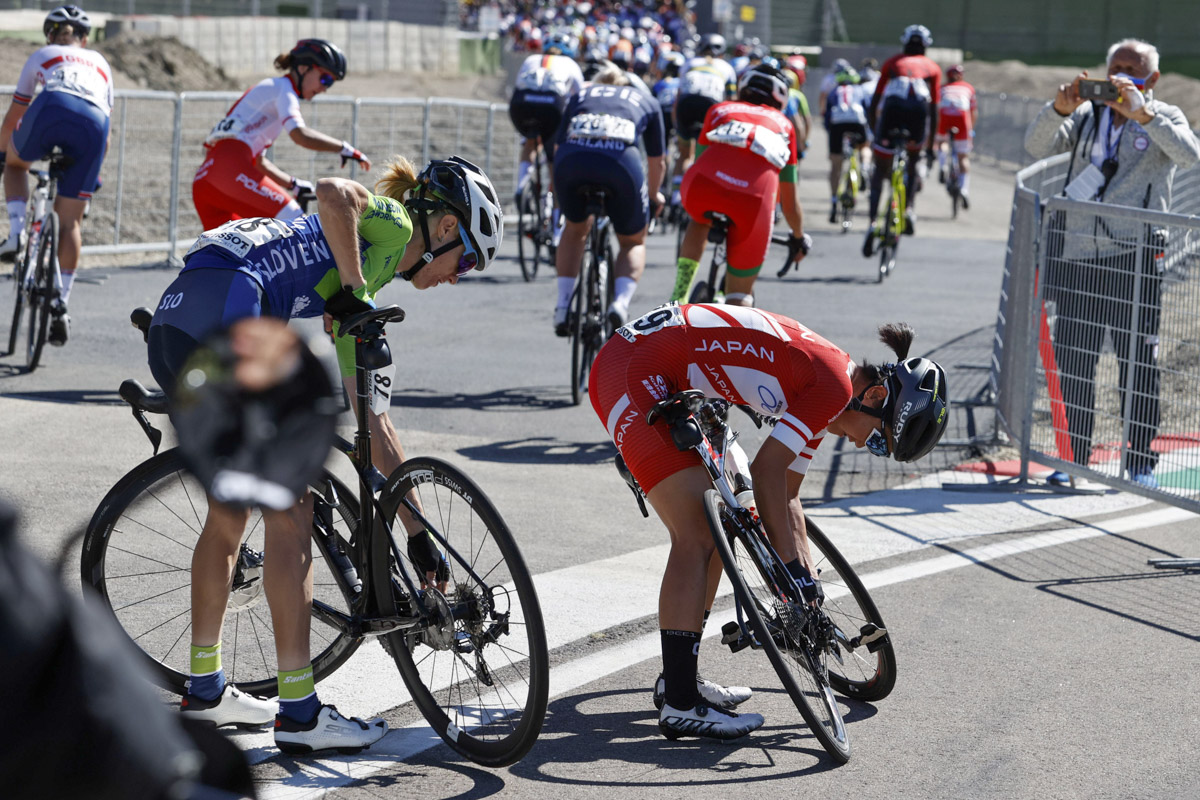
[192, 139, 292, 230]
[681, 147, 780, 275]
[588, 333, 702, 495]
[936, 112, 972, 140]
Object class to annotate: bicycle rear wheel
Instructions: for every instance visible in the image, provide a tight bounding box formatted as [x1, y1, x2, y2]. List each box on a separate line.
[516, 186, 541, 282]
[803, 516, 896, 701]
[6, 233, 32, 356]
[568, 274, 587, 405]
[80, 448, 364, 695]
[705, 490, 851, 764]
[377, 456, 549, 767]
[25, 211, 55, 371]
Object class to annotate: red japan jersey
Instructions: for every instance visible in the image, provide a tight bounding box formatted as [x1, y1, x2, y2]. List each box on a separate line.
[698, 100, 798, 171]
[614, 304, 855, 469]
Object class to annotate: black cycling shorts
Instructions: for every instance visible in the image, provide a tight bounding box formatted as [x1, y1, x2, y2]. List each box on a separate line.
[553, 143, 648, 236]
[674, 94, 716, 141]
[873, 97, 929, 154]
[509, 90, 567, 158]
[828, 122, 869, 157]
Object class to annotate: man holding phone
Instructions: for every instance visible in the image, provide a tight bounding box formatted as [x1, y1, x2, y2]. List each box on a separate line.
[1024, 39, 1200, 490]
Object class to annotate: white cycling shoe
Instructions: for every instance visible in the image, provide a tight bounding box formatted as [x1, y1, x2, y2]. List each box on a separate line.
[274, 704, 388, 756]
[180, 683, 276, 729]
[653, 672, 752, 710]
[658, 702, 764, 741]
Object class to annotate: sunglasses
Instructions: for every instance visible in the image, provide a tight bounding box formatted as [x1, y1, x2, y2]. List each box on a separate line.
[865, 428, 890, 458]
[317, 71, 336, 88]
[456, 228, 479, 276]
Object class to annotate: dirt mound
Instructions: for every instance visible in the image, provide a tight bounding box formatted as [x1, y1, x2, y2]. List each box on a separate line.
[966, 59, 1200, 124]
[96, 32, 239, 93]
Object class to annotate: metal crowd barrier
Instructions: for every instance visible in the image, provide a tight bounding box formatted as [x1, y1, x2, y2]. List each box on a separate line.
[0, 87, 522, 260]
[989, 151, 1200, 513]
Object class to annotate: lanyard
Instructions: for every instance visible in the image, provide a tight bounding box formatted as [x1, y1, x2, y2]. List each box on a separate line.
[1102, 108, 1125, 162]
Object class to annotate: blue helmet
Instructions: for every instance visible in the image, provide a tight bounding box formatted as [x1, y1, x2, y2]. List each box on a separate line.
[544, 31, 578, 59]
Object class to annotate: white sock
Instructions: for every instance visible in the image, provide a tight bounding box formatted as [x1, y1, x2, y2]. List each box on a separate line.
[960, 173, 970, 194]
[556, 276, 578, 310]
[612, 276, 637, 314]
[518, 160, 531, 190]
[60, 271, 74, 305]
[938, 150, 946, 170]
[7, 200, 25, 235]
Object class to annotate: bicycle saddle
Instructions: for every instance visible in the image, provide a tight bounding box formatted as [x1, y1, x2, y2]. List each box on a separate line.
[703, 212, 731, 244]
[337, 305, 406, 338]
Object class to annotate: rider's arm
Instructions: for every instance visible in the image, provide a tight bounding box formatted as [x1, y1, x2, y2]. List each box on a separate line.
[0, 103, 27, 152]
[254, 152, 295, 190]
[780, 177, 803, 237]
[750, 437, 803, 564]
[316, 177, 370, 292]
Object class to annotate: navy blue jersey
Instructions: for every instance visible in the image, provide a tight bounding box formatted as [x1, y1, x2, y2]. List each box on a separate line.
[653, 76, 681, 110]
[555, 82, 665, 158]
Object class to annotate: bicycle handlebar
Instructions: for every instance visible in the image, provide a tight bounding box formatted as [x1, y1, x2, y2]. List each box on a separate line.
[773, 232, 812, 278]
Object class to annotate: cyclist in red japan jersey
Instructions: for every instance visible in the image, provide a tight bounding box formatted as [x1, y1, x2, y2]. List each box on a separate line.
[864, 24, 940, 256]
[589, 305, 949, 740]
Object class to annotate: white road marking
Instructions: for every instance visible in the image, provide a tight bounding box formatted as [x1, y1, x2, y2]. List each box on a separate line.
[252, 502, 1194, 797]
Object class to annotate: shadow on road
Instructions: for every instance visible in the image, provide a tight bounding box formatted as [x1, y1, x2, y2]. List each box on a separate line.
[394, 385, 573, 412]
[458, 436, 616, 466]
[0, 388, 125, 405]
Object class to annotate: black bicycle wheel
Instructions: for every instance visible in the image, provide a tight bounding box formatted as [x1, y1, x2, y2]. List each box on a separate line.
[376, 456, 549, 767]
[6, 234, 31, 356]
[705, 490, 851, 764]
[568, 275, 586, 405]
[803, 516, 896, 701]
[25, 211, 55, 371]
[688, 280, 713, 304]
[80, 448, 364, 696]
[517, 186, 541, 282]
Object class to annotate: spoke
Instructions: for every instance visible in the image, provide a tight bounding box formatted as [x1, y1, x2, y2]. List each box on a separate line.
[111, 580, 190, 614]
[105, 542, 190, 574]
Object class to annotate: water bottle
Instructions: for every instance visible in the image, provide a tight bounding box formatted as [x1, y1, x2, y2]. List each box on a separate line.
[735, 490, 759, 523]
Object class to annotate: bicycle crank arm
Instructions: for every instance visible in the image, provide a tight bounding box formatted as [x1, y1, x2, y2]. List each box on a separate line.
[358, 613, 422, 637]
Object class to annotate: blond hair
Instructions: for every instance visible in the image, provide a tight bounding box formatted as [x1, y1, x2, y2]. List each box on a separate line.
[592, 60, 631, 87]
[374, 155, 421, 203]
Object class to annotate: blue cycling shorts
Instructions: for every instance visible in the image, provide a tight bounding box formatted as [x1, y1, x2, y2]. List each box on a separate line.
[147, 265, 267, 396]
[12, 91, 110, 200]
[554, 143, 648, 236]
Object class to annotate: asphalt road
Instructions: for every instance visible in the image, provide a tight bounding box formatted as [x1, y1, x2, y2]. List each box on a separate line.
[1, 146, 1198, 799]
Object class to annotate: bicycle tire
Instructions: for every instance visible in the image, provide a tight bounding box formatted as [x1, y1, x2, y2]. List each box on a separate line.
[704, 490, 850, 763]
[6, 235, 30, 356]
[568, 275, 586, 405]
[80, 448, 364, 696]
[516, 186, 541, 282]
[376, 456, 549, 767]
[803, 516, 897, 702]
[26, 211, 55, 371]
[688, 280, 713, 304]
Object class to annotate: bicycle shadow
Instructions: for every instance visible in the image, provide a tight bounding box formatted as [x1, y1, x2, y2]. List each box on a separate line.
[393, 385, 574, 412]
[508, 687, 870, 786]
[457, 436, 616, 466]
[0, 388, 125, 405]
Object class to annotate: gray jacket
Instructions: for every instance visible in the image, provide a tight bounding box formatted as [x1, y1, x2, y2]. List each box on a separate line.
[1024, 97, 1200, 260]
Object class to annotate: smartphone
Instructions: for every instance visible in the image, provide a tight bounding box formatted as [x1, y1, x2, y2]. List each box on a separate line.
[1078, 78, 1120, 103]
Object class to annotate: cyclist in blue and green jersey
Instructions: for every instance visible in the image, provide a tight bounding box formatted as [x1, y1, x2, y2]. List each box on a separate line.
[147, 155, 504, 756]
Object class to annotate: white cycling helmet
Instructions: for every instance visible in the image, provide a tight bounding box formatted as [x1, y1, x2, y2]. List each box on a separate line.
[737, 62, 789, 110]
[901, 24, 932, 47]
[406, 156, 503, 277]
[44, 5, 91, 38]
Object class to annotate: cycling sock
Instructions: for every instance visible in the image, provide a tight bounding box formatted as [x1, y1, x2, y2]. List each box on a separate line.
[60, 271, 74, 305]
[660, 629, 702, 709]
[785, 558, 823, 604]
[960, 173, 970, 193]
[6, 200, 25, 234]
[189, 643, 225, 701]
[278, 664, 320, 723]
[612, 276, 637, 314]
[517, 160, 531, 191]
[670, 258, 699, 302]
[938, 149, 947, 171]
[556, 276, 578, 310]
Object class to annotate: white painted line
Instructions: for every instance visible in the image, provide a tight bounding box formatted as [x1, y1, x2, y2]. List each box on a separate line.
[254, 503, 1195, 798]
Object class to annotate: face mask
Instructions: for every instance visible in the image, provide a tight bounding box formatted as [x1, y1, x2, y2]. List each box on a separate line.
[1113, 72, 1146, 89]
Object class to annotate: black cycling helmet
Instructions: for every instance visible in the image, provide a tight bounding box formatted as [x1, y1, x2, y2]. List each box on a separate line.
[289, 38, 347, 81]
[737, 62, 789, 110]
[44, 5, 91, 38]
[697, 33, 726, 57]
[884, 357, 949, 462]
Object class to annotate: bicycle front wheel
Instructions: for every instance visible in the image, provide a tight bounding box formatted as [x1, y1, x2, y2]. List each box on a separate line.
[80, 448, 364, 695]
[803, 516, 897, 701]
[25, 211, 55, 371]
[377, 456, 549, 767]
[6, 235, 31, 356]
[568, 275, 586, 405]
[705, 490, 851, 764]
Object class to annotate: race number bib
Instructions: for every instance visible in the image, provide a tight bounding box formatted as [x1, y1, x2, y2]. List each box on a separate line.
[708, 122, 790, 169]
[368, 361, 396, 416]
[205, 115, 247, 145]
[566, 113, 636, 144]
[617, 303, 685, 343]
[186, 216, 296, 260]
[682, 69, 725, 101]
[707, 120, 753, 148]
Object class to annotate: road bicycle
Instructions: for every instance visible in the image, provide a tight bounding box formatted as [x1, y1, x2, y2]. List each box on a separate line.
[681, 212, 807, 292]
[516, 147, 554, 282]
[616, 387, 896, 764]
[832, 133, 865, 234]
[868, 130, 912, 284]
[567, 185, 615, 406]
[6, 150, 69, 372]
[943, 129, 965, 220]
[81, 305, 550, 767]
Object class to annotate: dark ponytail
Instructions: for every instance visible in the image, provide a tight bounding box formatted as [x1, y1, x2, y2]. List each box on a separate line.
[857, 322, 915, 384]
[274, 53, 294, 72]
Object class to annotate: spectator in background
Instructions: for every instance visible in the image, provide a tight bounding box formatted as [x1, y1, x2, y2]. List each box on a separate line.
[1025, 38, 1200, 489]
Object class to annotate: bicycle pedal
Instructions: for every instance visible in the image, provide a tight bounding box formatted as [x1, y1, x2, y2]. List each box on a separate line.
[851, 623, 889, 653]
[720, 620, 755, 653]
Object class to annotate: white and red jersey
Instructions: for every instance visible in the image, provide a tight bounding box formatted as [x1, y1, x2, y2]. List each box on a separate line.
[938, 79, 976, 118]
[14, 44, 113, 115]
[204, 76, 305, 157]
[603, 304, 855, 474]
[514, 53, 584, 97]
[698, 101, 797, 171]
[680, 56, 737, 102]
[873, 53, 940, 107]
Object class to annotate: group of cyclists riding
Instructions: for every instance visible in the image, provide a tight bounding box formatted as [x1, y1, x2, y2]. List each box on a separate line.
[3, 4, 951, 756]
